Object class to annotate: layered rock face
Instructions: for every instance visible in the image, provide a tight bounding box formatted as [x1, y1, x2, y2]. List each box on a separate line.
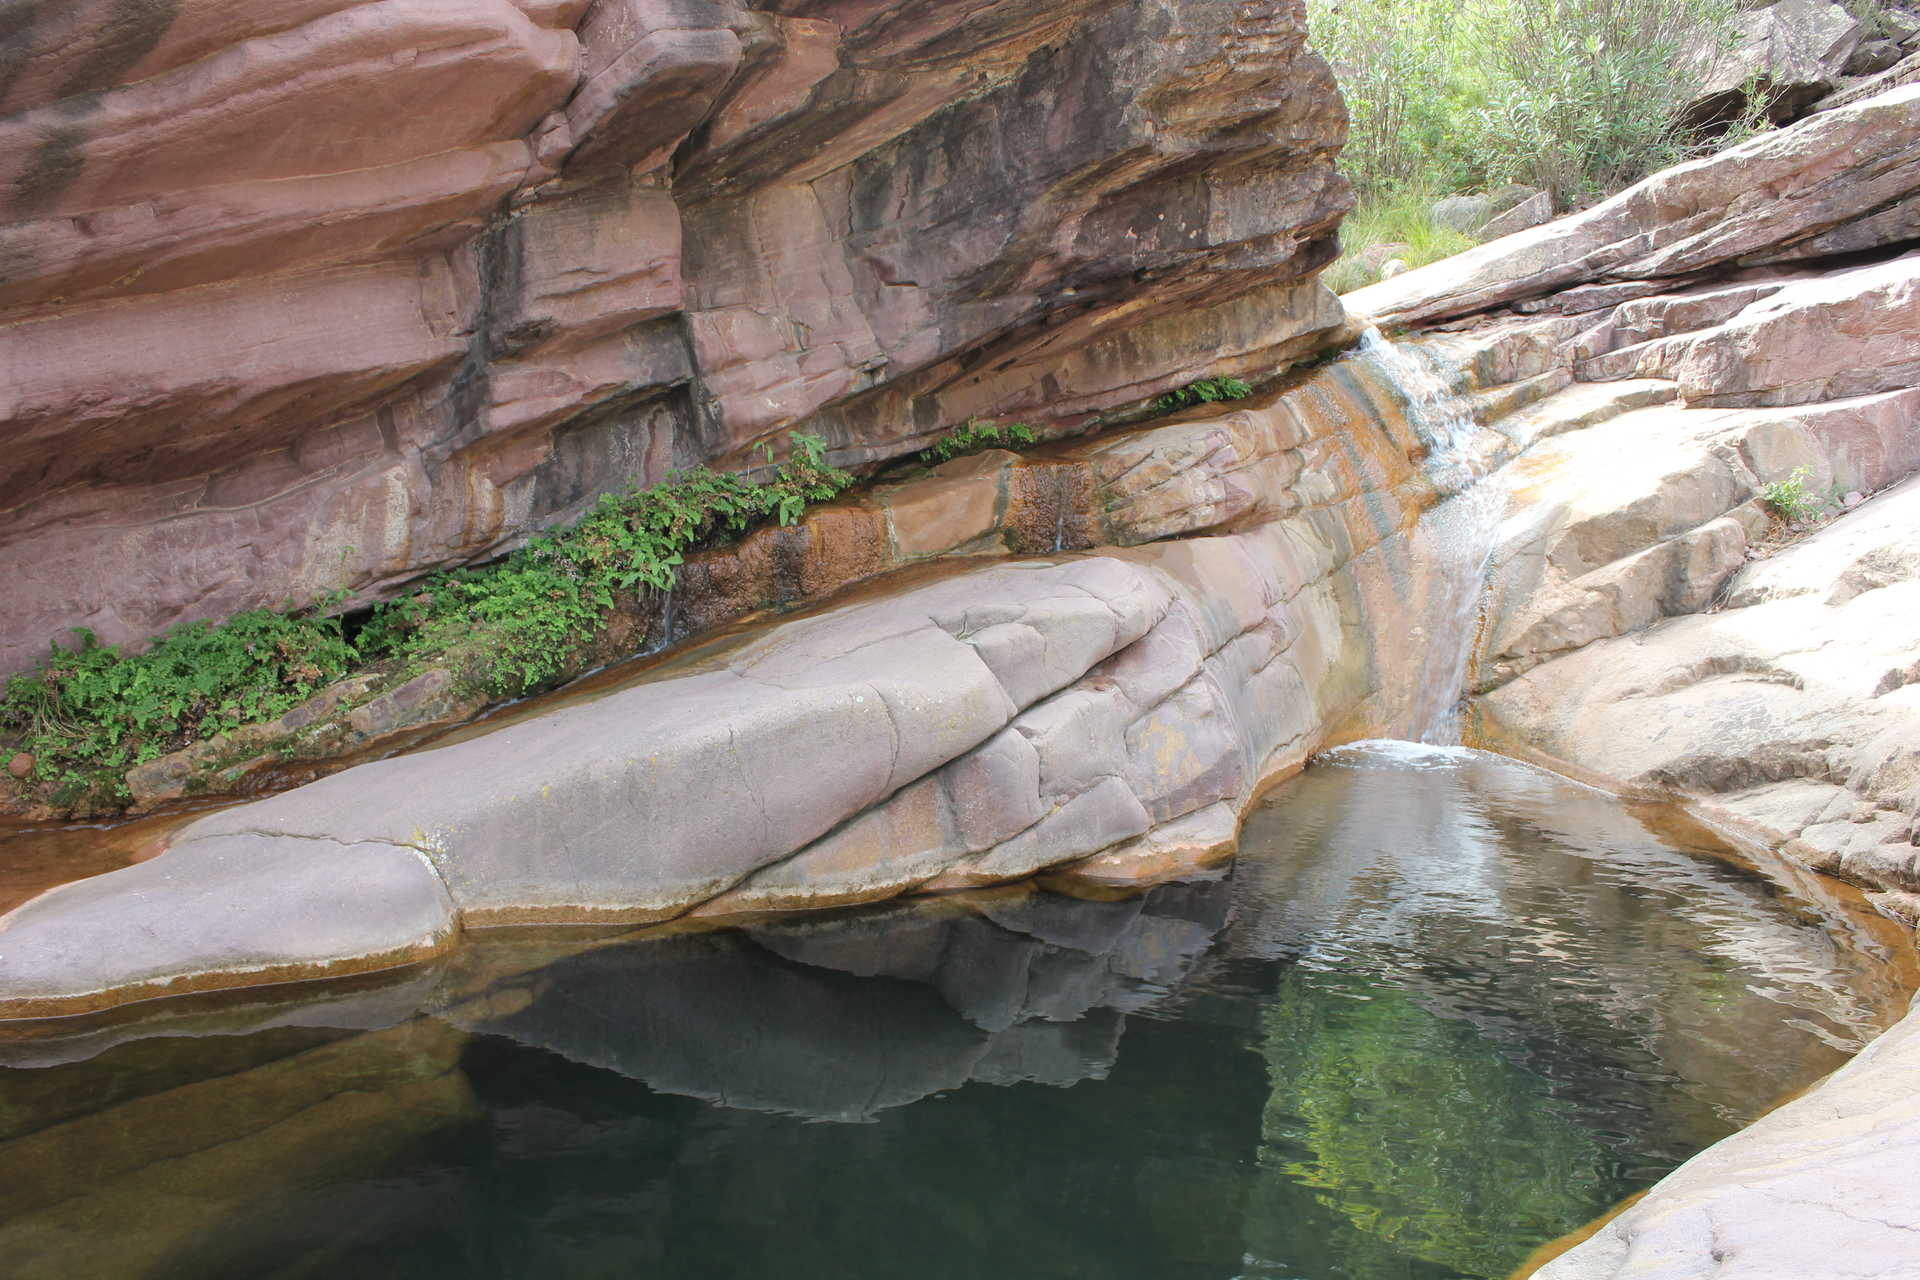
[0, 0, 1350, 676]
[0, 337, 1482, 1017]
[1344, 85, 1920, 926]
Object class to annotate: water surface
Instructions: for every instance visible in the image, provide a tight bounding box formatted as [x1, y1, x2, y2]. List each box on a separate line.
[0, 744, 1909, 1279]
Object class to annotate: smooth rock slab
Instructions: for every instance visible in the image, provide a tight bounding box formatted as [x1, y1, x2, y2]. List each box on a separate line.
[1538, 996, 1920, 1280]
[0, 836, 456, 1019]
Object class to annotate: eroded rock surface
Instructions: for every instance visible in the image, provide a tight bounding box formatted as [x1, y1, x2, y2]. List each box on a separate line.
[1337, 82, 1920, 1280]
[0, 0, 1350, 676]
[0, 329, 1476, 1016]
[1336, 87, 1920, 924]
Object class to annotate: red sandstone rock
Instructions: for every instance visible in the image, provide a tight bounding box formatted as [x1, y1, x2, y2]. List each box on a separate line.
[0, 0, 1351, 676]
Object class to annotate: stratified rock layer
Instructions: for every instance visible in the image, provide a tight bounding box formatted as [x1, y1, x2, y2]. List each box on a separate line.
[0, 0, 1350, 676]
[0, 334, 1475, 1016]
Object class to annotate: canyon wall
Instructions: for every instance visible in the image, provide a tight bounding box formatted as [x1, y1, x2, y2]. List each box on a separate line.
[0, 0, 1351, 676]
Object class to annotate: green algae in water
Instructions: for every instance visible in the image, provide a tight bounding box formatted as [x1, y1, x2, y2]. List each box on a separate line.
[0, 743, 1907, 1280]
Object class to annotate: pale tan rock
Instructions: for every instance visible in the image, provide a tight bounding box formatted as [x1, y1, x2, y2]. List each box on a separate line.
[1538, 995, 1920, 1280]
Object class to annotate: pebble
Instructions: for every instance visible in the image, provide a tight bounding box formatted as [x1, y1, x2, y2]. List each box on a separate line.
[7, 752, 34, 779]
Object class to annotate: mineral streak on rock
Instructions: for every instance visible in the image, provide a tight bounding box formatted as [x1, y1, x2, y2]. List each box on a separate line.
[0, 0, 1353, 677]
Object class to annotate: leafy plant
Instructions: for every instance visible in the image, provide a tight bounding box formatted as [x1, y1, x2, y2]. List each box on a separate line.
[919, 418, 1038, 465]
[361, 432, 852, 695]
[1154, 376, 1254, 413]
[1, 434, 854, 810]
[1, 608, 358, 807]
[1760, 466, 1830, 524]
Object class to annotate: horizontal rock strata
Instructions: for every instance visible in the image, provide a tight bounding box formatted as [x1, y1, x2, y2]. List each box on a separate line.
[0, 0, 1351, 676]
[0, 335, 1490, 1016]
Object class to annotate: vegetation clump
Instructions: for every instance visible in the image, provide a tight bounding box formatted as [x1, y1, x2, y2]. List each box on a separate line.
[1311, 0, 1767, 290]
[1155, 376, 1254, 413]
[1759, 466, 1833, 525]
[919, 418, 1038, 465]
[0, 609, 359, 809]
[1, 434, 852, 810]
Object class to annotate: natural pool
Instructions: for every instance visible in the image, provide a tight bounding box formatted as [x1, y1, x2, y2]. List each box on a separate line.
[0, 744, 1911, 1279]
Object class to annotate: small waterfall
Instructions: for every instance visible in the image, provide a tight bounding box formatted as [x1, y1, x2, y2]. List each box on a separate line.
[1345, 329, 1505, 744]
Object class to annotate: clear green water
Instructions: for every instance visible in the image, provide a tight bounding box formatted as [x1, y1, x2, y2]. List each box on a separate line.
[0, 744, 1909, 1280]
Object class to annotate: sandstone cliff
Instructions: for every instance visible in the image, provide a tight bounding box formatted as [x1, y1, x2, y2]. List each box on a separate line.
[0, 0, 1351, 676]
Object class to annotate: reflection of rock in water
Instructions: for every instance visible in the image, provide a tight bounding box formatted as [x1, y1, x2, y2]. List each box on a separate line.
[444, 880, 1232, 1121]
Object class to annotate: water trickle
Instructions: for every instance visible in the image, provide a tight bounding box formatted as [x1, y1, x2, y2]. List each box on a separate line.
[1345, 329, 1505, 743]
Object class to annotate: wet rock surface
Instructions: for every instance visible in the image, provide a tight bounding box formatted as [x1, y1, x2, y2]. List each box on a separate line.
[0, 0, 1350, 677]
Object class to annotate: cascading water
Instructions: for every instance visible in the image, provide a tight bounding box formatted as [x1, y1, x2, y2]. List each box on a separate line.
[1345, 328, 1506, 743]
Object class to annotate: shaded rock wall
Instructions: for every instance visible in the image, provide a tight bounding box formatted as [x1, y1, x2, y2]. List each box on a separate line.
[0, 0, 1351, 676]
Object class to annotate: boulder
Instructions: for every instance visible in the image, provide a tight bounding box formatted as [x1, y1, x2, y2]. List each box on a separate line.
[1475, 189, 1553, 239]
[1430, 193, 1497, 235]
[1847, 37, 1905, 75]
[1684, 0, 1864, 124]
[1813, 48, 1920, 110]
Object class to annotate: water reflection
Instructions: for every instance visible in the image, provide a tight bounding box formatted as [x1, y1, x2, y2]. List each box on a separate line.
[441, 882, 1231, 1122]
[0, 744, 1908, 1280]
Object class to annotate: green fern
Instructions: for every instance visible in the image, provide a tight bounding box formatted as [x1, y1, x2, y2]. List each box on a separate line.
[920, 418, 1038, 465]
[1, 433, 855, 810]
[1154, 377, 1254, 413]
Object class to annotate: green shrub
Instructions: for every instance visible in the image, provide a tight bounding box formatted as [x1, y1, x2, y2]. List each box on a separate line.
[1760, 466, 1830, 524]
[919, 418, 1038, 465]
[1155, 377, 1254, 413]
[1310, 0, 1747, 207]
